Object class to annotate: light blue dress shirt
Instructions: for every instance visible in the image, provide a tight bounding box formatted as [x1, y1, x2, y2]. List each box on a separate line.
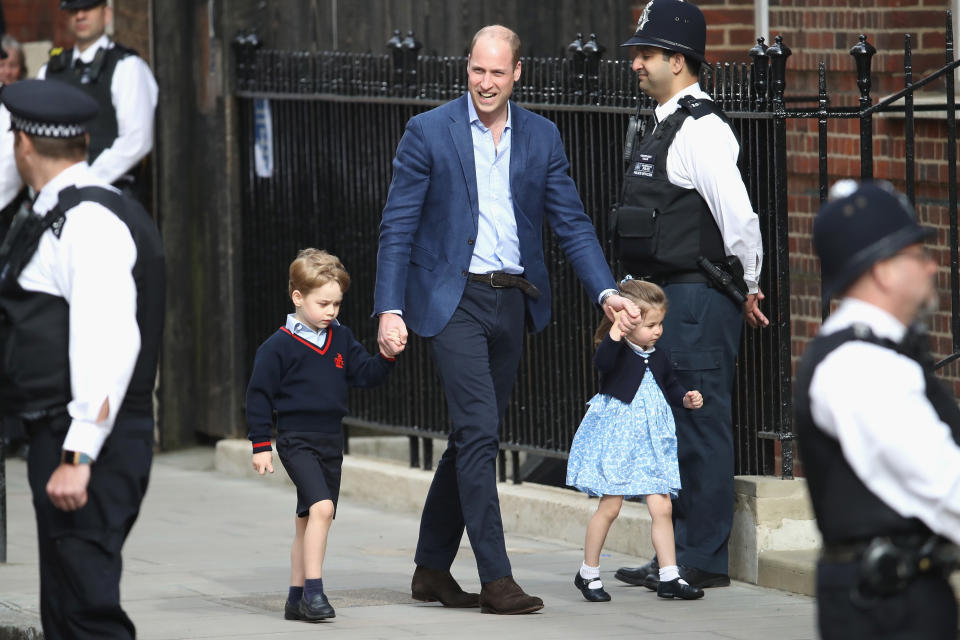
[285, 313, 328, 348]
[467, 99, 523, 275]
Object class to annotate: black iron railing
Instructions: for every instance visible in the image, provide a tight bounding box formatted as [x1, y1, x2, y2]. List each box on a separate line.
[233, 30, 793, 481]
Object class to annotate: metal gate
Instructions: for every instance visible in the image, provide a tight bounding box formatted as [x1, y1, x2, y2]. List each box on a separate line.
[232, 30, 792, 480]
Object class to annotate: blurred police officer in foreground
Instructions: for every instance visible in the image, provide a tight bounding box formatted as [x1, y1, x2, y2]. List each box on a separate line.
[39, 0, 158, 200]
[614, 0, 768, 591]
[0, 79, 164, 639]
[796, 180, 960, 639]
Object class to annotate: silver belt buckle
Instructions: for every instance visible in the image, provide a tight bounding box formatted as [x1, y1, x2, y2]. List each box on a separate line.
[489, 272, 504, 288]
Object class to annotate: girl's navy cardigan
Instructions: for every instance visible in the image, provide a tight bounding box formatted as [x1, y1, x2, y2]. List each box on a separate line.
[595, 335, 687, 408]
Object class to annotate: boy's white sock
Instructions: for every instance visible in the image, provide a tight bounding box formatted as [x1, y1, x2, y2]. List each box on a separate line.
[580, 562, 600, 581]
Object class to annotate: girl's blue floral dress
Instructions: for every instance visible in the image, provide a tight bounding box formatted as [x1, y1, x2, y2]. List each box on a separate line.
[566, 346, 682, 497]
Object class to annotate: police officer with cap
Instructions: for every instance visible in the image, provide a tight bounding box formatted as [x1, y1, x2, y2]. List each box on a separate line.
[0, 79, 164, 639]
[38, 0, 158, 200]
[614, 0, 768, 591]
[795, 180, 960, 639]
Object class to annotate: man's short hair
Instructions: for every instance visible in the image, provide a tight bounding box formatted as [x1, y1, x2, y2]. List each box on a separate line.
[469, 25, 521, 67]
[288, 248, 351, 297]
[19, 131, 87, 162]
[660, 49, 701, 79]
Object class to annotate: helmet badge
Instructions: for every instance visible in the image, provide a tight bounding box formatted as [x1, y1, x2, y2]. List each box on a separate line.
[637, 1, 654, 31]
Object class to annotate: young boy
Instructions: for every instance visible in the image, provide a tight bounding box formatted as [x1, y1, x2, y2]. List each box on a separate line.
[245, 248, 402, 622]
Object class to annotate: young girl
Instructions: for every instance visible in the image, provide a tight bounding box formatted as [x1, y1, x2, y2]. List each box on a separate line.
[566, 278, 705, 602]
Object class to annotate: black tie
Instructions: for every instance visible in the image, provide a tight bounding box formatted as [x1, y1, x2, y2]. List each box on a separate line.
[74, 60, 92, 84]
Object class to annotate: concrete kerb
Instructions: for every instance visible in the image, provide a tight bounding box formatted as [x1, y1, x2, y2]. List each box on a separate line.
[214, 438, 657, 560]
[215, 439, 827, 587]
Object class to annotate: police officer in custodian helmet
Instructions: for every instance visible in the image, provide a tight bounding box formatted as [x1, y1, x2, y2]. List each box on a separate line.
[614, 0, 769, 591]
[796, 180, 960, 639]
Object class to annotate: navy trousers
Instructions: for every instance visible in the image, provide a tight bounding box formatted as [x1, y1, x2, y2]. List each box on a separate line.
[816, 560, 958, 639]
[27, 414, 153, 640]
[415, 281, 525, 583]
[659, 283, 742, 575]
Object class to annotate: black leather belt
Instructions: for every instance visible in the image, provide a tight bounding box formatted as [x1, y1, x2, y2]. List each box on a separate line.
[468, 271, 541, 300]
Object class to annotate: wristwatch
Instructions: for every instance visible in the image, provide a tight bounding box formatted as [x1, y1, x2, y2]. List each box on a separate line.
[61, 450, 93, 465]
[599, 290, 619, 306]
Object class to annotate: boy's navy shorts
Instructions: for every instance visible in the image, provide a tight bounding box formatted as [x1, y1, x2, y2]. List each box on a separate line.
[276, 431, 343, 518]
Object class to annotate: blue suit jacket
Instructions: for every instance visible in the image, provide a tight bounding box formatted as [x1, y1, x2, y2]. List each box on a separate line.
[374, 94, 616, 337]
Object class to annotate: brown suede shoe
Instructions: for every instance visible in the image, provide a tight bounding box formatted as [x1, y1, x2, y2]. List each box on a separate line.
[479, 576, 544, 614]
[411, 566, 480, 607]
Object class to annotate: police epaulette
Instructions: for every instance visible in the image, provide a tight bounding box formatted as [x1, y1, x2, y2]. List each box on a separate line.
[678, 95, 723, 120]
[110, 42, 138, 60]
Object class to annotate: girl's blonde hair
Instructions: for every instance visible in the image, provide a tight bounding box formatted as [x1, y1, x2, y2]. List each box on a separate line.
[288, 248, 350, 296]
[593, 278, 667, 347]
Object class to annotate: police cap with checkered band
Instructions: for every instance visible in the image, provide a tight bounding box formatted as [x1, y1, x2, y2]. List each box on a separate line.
[1, 79, 99, 139]
[620, 0, 707, 63]
[59, 0, 107, 9]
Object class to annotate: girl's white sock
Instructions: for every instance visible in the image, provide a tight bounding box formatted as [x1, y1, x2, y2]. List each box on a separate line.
[580, 562, 600, 580]
[659, 565, 681, 582]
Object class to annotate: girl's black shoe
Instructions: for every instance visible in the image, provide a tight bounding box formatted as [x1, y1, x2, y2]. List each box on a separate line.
[574, 573, 612, 602]
[657, 578, 704, 600]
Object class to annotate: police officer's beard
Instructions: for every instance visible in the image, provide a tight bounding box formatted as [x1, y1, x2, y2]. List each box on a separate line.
[915, 284, 939, 325]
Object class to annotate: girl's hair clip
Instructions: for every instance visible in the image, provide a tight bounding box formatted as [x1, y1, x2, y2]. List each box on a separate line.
[620, 274, 635, 285]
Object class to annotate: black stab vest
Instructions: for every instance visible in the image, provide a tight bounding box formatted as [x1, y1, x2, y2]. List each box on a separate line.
[795, 325, 960, 544]
[45, 44, 136, 164]
[0, 186, 164, 421]
[613, 96, 732, 277]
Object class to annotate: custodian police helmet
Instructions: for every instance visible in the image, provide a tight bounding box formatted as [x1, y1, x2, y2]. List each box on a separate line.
[620, 0, 707, 63]
[814, 180, 934, 304]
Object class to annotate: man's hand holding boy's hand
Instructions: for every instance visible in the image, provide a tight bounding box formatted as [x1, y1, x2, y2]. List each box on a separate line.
[378, 313, 408, 358]
[683, 390, 704, 410]
[252, 451, 274, 475]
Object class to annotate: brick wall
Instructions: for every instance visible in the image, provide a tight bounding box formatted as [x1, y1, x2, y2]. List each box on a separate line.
[771, 0, 960, 401]
[3, 0, 69, 45]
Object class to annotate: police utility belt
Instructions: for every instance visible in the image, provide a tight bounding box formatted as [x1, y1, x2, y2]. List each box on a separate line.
[822, 534, 960, 596]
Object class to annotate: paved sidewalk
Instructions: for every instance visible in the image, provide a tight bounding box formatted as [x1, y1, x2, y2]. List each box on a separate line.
[0, 448, 816, 639]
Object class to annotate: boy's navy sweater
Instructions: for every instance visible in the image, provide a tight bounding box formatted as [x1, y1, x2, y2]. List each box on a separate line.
[595, 335, 687, 407]
[245, 323, 395, 451]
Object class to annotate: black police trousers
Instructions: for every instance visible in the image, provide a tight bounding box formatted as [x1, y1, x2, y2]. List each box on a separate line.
[816, 559, 958, 640]
[27, 414, 153, 640]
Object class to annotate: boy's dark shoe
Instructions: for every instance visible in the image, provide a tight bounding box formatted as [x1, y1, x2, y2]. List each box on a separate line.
[411, 566, 480, 607]
[573, 573, 611, 602]
[657, 578, 704, 600]
[678, 565, 730, 588]
[614, 559, 659, 590]
[299, 593, 336, 621]
[479, 576, 543, 614]
[284, 599, 304, 620]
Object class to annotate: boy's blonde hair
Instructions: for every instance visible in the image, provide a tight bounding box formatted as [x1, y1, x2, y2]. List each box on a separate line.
[288, 248, 350, 296]
[593, 278, 668, 347]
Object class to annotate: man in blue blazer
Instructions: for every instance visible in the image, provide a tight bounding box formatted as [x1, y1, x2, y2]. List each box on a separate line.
[375, 25, 639, 615]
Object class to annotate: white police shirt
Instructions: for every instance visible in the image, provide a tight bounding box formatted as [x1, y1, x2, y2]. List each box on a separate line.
[809, 298, 960, 545]
[18, 162, 140, 461]
[653, 82, 764, 293]
[0, 105, 23, 210]
[37, 35, 159, 185]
